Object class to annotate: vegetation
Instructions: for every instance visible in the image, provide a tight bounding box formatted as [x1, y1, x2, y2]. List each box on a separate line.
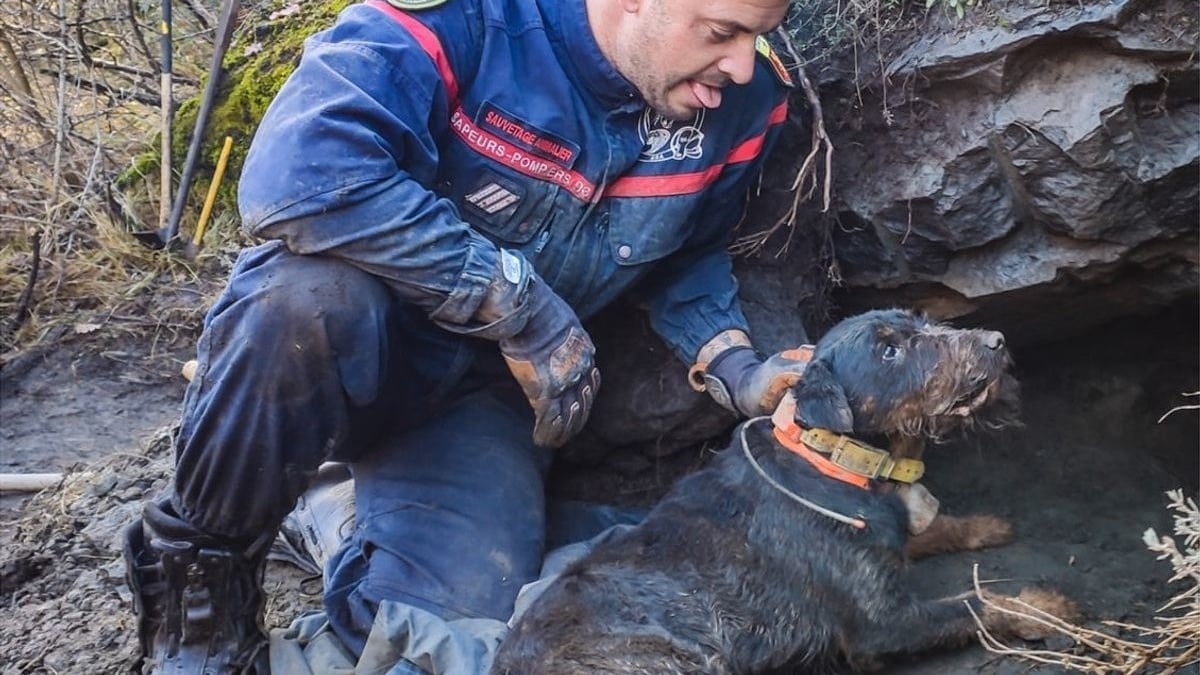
[973, 489, 1200, 673]
[0, 0, 351, 354]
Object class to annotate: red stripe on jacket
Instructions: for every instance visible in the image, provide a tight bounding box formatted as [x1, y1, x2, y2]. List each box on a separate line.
[363, 2, 788, 201]
[606, 100, 788, 198]
[366, 0, 460, 105]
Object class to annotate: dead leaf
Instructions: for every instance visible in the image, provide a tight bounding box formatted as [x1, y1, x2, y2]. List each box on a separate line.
[73, 323, 102, 334]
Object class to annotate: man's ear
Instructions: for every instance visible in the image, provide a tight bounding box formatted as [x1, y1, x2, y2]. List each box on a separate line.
[793, 359, 853, 433]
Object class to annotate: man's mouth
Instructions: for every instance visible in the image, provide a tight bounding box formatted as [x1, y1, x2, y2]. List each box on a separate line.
[688, 80, 722, 109]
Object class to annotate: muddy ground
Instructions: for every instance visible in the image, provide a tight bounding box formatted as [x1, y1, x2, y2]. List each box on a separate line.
[0, 301, 1196, 674]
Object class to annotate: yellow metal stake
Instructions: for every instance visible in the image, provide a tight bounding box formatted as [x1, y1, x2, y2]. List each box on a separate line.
[187, 135, 234, 258]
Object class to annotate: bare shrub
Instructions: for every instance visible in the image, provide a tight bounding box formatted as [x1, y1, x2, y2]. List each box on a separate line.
[0, 0, 220, 352]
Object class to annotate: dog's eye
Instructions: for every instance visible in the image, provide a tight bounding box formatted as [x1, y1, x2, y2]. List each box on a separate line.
[882, 344, 902, 361]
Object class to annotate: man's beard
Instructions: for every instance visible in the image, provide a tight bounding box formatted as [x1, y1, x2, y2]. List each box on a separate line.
[625, 55, 693, 120]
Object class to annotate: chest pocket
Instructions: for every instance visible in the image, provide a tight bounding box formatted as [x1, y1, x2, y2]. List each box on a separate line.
[450, 168, 557, 245]
[605, 195, 701, 266]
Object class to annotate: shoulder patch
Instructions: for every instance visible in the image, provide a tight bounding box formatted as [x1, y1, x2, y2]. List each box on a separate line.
[756, 35, 794, 89]
[384, 0, 448, 9]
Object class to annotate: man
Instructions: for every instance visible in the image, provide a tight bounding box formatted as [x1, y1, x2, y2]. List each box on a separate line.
[123, 0, 806, 671]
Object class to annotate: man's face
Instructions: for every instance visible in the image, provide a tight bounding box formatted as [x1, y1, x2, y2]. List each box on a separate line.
[611, 0, 789, 121]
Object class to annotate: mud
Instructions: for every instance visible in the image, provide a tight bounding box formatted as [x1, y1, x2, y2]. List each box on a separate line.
[0, 301, 1196, 674]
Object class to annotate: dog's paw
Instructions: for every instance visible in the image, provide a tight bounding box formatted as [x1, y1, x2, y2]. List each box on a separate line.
[983, 588, 1081, 640]
[961, 515, 1013, 550]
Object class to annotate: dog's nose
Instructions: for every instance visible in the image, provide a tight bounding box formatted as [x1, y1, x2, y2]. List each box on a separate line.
[982, 330, 1006, 350]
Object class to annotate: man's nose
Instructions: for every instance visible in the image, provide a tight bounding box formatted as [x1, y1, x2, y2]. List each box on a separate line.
[718, 36, 758, 85]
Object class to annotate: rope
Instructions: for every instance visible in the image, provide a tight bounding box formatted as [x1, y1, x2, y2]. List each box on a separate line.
[739, 417, 868, 530]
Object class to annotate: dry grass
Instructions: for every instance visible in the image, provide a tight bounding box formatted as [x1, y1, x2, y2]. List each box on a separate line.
[0, 0, 236, 357]
[970, 490, 1200, 674]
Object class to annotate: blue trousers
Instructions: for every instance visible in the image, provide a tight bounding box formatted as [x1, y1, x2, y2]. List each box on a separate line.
[173, 242, 552, 655]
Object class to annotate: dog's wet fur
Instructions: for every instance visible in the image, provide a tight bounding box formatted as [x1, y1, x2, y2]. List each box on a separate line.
[492, 309, 1077, 675]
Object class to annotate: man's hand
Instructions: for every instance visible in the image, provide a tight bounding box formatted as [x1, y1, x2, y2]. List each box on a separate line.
[689, 330, 811, 417]
[439, 249, 598, 448]
[499, 276, 600, 448]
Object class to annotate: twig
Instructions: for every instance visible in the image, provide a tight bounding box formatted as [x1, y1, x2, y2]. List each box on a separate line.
[125, 0, 158, 71]
[35, 66, 160, 106]
[969, 492, 1200, 674]
[731, 29, 834, 257]
[178, 0, 215, 31]
[1, 231, 43, 349]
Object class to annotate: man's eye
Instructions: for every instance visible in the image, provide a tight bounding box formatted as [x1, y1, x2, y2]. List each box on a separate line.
[882, 344, 902, 361]
[709, 27, 736, 42]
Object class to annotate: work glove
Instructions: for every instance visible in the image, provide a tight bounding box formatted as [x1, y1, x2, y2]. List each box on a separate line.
[499, 276, 600, 448]
[438, 249, 599, 448]
[689, 345, 812, 417]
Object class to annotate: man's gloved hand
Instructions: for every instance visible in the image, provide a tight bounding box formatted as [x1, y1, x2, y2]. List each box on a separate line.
[437, 249, 599, 448]
[499, 276, 600, 448]
[690, 342, 812, 417]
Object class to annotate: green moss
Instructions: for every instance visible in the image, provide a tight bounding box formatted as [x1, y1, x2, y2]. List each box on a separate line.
[118, 0, 355, 238]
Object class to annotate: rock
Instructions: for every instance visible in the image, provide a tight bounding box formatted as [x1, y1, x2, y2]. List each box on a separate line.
[813, 0, 1198, 343]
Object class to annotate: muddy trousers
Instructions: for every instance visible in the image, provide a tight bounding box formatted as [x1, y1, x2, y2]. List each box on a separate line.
[171, 241, 551, 658]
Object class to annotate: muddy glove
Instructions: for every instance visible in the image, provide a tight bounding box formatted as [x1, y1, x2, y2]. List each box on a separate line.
[438, 250, 599, 448]
[690, 345, 812, 417]
[500, 280, 600, 448]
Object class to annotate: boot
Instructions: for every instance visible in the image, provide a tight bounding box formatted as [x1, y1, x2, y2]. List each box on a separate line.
[124, 501, 270, 674]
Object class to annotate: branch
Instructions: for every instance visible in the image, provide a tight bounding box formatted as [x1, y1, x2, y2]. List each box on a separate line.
[125, 0, 159, 73]
[178, 0, 215, 31]
[0, 24, 37, 102]
[34, 66, 160, 107]
[1, 231, 43, 351]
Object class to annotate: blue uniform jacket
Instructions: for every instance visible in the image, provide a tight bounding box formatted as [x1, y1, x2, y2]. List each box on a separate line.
[238, 0, 790, 362]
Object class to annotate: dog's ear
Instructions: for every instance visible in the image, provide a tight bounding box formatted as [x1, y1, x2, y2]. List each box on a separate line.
[793, 359, 854, 433]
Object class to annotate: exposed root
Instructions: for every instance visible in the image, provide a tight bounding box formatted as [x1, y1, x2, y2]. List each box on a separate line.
[731, 31, 834, 258]
[969, 490, 1200, 674]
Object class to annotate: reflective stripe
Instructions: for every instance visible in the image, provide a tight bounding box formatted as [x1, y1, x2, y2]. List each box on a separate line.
[606, 100, 788, 198]
[767, 100, 788, 125]
[365, 0, 460, 105]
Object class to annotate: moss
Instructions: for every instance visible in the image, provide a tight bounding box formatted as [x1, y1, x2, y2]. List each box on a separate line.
[118, 0, 355, 238]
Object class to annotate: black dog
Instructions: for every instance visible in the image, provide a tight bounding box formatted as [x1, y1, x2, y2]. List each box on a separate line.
[492, 309, 1076, 675]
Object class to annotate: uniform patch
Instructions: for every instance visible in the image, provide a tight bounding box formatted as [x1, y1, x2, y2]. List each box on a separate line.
[499, 249, 524, 284]
[479, 102, 580, 169]
[638, 109, 706, 162]
[465, 182, 521, 214]
[756, 35, 794, 88]
[451, 108, 597, 201]
[384, 0, 448, 9]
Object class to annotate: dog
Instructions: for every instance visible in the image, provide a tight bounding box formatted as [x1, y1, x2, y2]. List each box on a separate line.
[491, 309, 1077, 675]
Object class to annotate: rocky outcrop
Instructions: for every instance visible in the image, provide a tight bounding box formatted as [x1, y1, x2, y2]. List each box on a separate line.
[823, 0, 1198, 342]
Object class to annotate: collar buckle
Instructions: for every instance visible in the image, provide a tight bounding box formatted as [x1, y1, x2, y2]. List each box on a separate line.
[771, 392, 925, 486]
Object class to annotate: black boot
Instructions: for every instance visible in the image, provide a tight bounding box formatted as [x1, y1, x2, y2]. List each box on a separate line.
[124, 501, 270, 674]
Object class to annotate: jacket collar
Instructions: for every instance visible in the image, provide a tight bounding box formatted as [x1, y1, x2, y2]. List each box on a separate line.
[539, 0, 643, 111]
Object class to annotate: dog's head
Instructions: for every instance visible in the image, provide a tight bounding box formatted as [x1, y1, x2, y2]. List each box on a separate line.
[792, 309, 1019, 440]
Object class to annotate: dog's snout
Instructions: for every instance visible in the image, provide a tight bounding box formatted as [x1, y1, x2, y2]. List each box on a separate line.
[982, 330, 1005, 351]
